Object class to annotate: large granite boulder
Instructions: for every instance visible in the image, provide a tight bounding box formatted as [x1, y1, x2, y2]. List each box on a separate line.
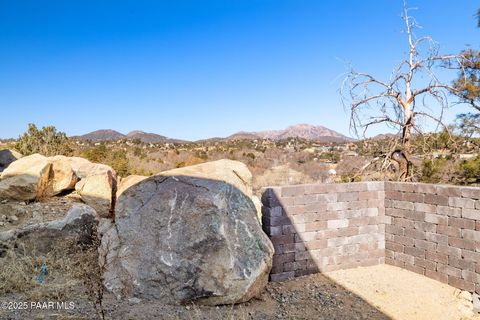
[44, 155, 78, 196]
[0, 149, 22, 172]
[159, 159, 253, 197]
[116, 175, 148, 198]
[0, 154, 51, 201]
[103, 175, 273, 305]
[68, 157, 114, 180]
[75, 168, 116, 218]
[0, 204, 97, 256]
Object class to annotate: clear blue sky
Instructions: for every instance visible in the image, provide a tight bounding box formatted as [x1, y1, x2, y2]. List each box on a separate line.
[0, 0, 478, 140]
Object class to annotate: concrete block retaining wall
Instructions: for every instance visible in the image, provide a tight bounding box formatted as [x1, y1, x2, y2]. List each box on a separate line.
[384, 182, 480, 294]
[261, 182, 480, 295]
[261, 182, 387, 282]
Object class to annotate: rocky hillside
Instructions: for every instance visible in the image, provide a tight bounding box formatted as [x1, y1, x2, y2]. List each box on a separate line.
[126, 130, 170, 143]
[73, 129, 179, 143]
[73, 129, 125, 141]
[228, 124, 353, 142]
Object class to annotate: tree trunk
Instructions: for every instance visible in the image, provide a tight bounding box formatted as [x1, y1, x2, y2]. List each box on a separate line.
[401, 113, 414, 181]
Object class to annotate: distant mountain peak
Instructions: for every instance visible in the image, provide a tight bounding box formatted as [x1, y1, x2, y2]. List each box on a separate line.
[74, 129, 179, 143]
[227, 124, 353, 142]
[127, 130, 146, 136]
[74, 129, 125, 141]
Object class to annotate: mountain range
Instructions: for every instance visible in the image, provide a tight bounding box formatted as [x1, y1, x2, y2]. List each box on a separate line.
[227, 124, 353, 142]
[72, 124, 353, 143]
[72, 130, 181, 143]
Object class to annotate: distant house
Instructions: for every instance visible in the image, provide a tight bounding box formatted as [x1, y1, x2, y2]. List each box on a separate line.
[343, 151, 358, 157]
[459, 153, 477, 160]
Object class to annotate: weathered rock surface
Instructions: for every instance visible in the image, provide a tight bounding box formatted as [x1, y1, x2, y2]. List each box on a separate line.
[104, 175, 273, 305]
[116, 175, 148, 198]
[0, 204, 97, 256]
[68, 157, 114, 180]
[0, 154, 51, 201]
[251, 195, 263, 222]
[98, 218, 122, 296]
[0, 149, 22, 172]
[75, 169, 116, 218]
[44, 155, 78, 196]
[159, 159, 253, 197]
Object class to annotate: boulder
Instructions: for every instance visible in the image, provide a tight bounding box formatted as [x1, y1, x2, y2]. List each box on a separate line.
[159, 159, 253, 197]
[0, 154, 51, 201]
[104, 175, 273, 305]
[0, 149, 22, 172]
[116, 175, 148, 198]
[67, 157, 115, 180]
[0, 204, 97, 256]
[66, 157, 93, 179]
[75, 170, 116, 218]
[43, 155, 78, 196]
[98, 218, 122, 296]
[251, 195, 263, 222]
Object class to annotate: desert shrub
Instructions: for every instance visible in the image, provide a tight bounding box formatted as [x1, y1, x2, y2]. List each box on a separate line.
[176, 161, 186, 168]
[420, 157, 448, 183]
[195, 150, 208, 160]
[109, 151, 130, 176]
[15, 123, 72, 156]
[133, 147, 142, 157]
[82, 145, 108, 163]
[457, 156, 480, 184]
[82, 146, 130, 176]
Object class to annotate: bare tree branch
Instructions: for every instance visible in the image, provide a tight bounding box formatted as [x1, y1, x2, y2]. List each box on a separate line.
[341, 0, 468, 181]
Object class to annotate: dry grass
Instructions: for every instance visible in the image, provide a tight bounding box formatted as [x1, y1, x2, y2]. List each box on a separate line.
[0, 236, 105, 318]
[0, 245, 82, 301]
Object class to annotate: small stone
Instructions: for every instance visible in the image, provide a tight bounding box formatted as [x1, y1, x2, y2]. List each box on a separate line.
[128, 297, 141, 305]
[9, 215, 19, 223]
[32, 211, 42, 221]
[1, 200, 7, 204]
[458, 290, 473, 302]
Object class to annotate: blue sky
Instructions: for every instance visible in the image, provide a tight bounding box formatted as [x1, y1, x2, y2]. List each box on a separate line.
[0, 0, 478, 140]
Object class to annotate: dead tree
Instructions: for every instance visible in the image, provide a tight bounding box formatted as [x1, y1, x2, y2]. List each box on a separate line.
[342, 2, 465, 181]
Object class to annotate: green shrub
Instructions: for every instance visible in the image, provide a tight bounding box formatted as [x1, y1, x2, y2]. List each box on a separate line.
[458, 156, 480, 184]
[421, 157, 447, 183]
[82, 146, 130, 177]
[15, 123, 72, 156]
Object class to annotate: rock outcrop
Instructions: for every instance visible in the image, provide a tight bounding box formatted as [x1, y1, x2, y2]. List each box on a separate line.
[68, 157, 114, 180]
[251, 195, 263, 221]
[116, 175, 148, 198]
[0, 149, 22, 172]
[44, 155, 78, 197]
[159, 159, 253, 197]
[75, 169, 116, 218]
[0, 204, 98, 256]
[0, 154, 51, 201]
[103, 174, 273, 305]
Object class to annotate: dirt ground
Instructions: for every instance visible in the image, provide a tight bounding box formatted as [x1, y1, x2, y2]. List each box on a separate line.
[327, 264, 480, 320]
[1, 264, 478, 320]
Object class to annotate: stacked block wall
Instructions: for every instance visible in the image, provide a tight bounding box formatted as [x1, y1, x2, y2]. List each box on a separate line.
[261, 182, 387, 282]
[262, 181, 480, 295]
[384, 182, 480, 294]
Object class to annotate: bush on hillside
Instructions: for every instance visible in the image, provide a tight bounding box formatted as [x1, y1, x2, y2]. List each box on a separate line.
[15, 123, 72, 157]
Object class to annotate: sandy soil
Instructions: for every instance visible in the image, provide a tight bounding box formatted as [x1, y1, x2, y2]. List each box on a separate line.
[1, 264, 478, 320]
[326, 264, 480, 320]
